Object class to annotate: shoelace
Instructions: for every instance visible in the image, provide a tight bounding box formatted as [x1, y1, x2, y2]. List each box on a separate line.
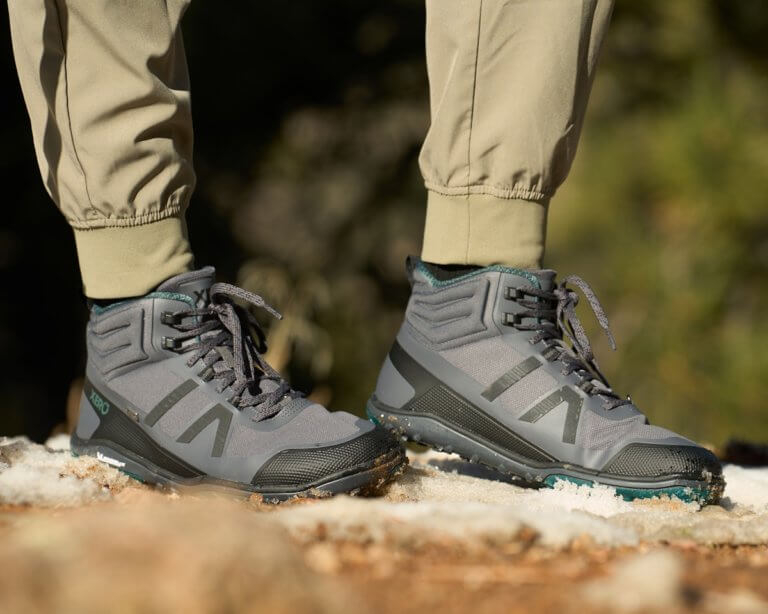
[162, 283, 301, 421]
[508, 275, 629, 410]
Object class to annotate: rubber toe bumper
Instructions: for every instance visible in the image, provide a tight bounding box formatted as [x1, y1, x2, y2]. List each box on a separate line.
[251, 427, 403, 490]
[603, 443, 722, 481]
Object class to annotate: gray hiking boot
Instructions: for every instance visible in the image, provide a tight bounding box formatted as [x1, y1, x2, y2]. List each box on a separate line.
[72, 267, 405, 500]
[367, 258, 724, 504]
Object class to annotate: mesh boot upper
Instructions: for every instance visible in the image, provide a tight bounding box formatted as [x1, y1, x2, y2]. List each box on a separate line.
[378, 258, 721, 479]
[79, 267, 399, 488]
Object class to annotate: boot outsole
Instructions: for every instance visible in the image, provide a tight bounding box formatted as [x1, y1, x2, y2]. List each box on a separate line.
[367, 398, 725, 505]
[71, 434, 407, 502]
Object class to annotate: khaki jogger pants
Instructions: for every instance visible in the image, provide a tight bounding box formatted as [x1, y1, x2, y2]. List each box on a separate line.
[8, 0, 613, 298]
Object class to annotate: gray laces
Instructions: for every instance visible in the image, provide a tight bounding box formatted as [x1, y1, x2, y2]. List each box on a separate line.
[509, 275, 629, 410]
[163, 283, 300, 421]
[553, 276, 616, 365]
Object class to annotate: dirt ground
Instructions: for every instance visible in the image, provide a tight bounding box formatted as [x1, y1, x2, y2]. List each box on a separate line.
[321, 540, 768, 614]
[4, 436, 768, 613]
[2, 494, 768, 614]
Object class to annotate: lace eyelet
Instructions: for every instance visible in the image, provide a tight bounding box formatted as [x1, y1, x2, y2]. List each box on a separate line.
[503, 313, 522, 326]
[504, 287, 525, 301]
[580, 381, 595, 394]
[197, 366, 215, 382]
[161, 311, 182, 326]
[161, 336, 183, 351]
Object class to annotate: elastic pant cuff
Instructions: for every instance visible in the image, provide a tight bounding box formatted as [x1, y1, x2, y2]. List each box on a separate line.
[421, 191, 549, 269]
[74, 216, 194, 298]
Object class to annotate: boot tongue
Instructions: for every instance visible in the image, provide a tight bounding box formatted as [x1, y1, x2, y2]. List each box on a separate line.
[157, 266, 215, 308]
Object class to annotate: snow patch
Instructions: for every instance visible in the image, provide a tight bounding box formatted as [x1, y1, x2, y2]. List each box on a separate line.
[401, 452, 699, 516]
[721, 464, 768, 512]
[4, 438, 768, 548]
[45, 433, 72, 451]
[273, 496, 637, 548]
[0, 436, 138, 507]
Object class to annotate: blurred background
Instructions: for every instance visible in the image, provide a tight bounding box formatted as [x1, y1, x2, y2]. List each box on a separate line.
[1, 1, 766, 446]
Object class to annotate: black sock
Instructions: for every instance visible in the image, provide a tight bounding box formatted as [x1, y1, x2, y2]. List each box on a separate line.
[421, 261, 483, 281]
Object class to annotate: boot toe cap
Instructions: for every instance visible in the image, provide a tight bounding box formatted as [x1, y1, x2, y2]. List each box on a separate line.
[602, 442, 722, 481]
[251, 427, 403, 489]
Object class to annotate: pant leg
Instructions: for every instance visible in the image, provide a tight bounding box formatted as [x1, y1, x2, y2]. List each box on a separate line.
[420, 0, 614, 269]
[7, 0, 195, 298]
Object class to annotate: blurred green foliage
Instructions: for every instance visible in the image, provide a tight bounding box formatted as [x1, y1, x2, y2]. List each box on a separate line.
[549, 1, 768, 443]
[1, 1, 766, 445]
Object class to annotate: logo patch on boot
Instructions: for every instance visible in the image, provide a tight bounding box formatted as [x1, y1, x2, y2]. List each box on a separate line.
[96, 451, 125, 468]
[89, 389, 111, 415]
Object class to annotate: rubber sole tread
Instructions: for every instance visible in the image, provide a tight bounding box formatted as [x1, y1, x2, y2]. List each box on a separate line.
[367, 403, 724, 505]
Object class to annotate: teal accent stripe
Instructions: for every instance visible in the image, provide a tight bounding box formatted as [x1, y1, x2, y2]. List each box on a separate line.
[543, 474, 714, 503]
[91, 291, 194, 315]
[415, 260, 540, 289]
[145, 291, 195, 306]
